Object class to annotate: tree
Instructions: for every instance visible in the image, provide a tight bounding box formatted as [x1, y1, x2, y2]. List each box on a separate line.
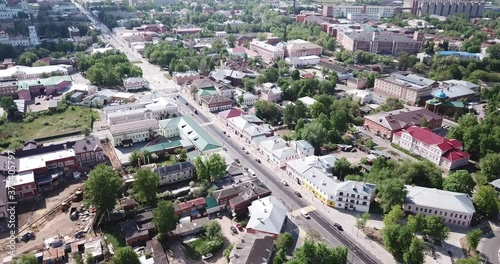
[473, 185, 500, 218]
[18, 51, 39, 66]
[466, 229, 483, 252]
[378, 179, 407, 214]
[133, 168, 160, 204]
[288, 241, 348, 264]
[84, 164, 123, 215]
[455, 257, 481, 264]
[12, 255, 37, 264]
[243, 78, 255, 92]
[422, 216, 450, 243]
[153, 200, 178, 240]
[486, 43, 500, 59]
[291, 69, 300, 80]
[0, 96, 17, 119]
[383, 206, 404, 226]
[382, 224, 414, 261]
[300, 121, 328, 154]
[226, 35, 236, 48]
[356, 212, 370, 231]
[443, 170, 475, 195]
[407, 213, 424, 234]
[193, 153, 226, 182]
[264, 67, 280, 82]
[277, 232, 293, 249]
[379, 98, 404, 111]
[254, 100, 281, 124]
[309, 101, 325, 118]
[479, 153, 500, 181]
[273, 248, 287, 264]
[332, 157, 352, 179]
[113, 247, 140, 264]
[403, 237, 425, 264]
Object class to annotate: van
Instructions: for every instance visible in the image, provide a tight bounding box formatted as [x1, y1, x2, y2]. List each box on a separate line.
[247, 169, 256, 177]
[301, 210, 310, 219]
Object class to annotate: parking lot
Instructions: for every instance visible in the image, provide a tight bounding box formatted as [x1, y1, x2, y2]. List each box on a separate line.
[27, 96, 62, 112]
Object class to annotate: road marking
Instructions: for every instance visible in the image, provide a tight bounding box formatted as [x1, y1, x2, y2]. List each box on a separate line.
[290, 205, 315, 217]
[200, 122, 213, 127]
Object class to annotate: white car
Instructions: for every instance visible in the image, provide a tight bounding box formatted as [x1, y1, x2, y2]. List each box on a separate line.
[133, 246, 145, 255]
[281, 180, 288, 186]
[301, 209, 311, 219]
[202, 253, 213, 260]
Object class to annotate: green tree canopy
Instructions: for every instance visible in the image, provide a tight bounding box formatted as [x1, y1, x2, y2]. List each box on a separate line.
[276, 232, 293, 250]
[152, 200, 178, 240]
[113, 247, 140, 264]
[18, 51, 39, 66]
[378, 179, 407, 214]
[479, 153, 500, 181]
[473, 185, 500, 218]
[403, 237, 425, 264]
[382, 224, 414, 261]
[254, 100, 281, 125]
[12, 254, 37, 264]
[193, 153, 226, 182]
[133, 168, 160, 204]
[84, 164, 123, 215]
[383, 206, 405, 226]
[286, 241, 348, 264]
[465, 229, 483, 252]
[422, 216, 450, 243]
[443, 170, 475, 195]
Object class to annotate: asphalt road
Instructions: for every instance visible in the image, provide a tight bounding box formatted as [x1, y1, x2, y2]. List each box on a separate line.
[175, 95, 379, 264]
[480, 229, 500, 264]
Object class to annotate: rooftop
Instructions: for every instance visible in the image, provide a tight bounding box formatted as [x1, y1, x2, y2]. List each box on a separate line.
[405, 185, 475, 214]
[287, 39, 322, 51]
[229, 233, 275, 264]
[18, 149, 76, 172]
[18, 75, 72, 90]
[109, 119, 159, 135]
[6, 171, 35, 188]
[246, 196, 287, 235]
[364, 107, 443, 131]
[381, 73, 436, 90]
[396, 126, 463, 152]
[0, 65, 71, 79]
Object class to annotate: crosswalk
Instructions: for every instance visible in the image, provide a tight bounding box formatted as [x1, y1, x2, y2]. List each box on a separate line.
[290, 205, 315, 217]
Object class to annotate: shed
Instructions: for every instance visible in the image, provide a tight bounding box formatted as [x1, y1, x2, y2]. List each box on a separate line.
[70, 91, 84, 102]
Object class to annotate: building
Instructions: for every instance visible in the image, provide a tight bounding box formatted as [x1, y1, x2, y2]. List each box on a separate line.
[173, 71, 200, 85]
[17, 75, 73, 99]
[298, 96, 317, 107]
[286, 155, 376, 212]
[363, 107, 443, 139]
[172, 216, 210, 237]
[123, 77, 149, 91]
[260, 85, 282, 102]
[285, 55, 321, 67]
[174, 197, 206, 219]
[227, 116, 273, 144]
[235, 35, 256, 46]
[218, 108, 246, 126]
[104, 97, 179, 125]
[246, 196, 287, 238]
[6, 171, 37, 199]
[228, 233, 275, 264]
[173, 28, 202, 35]
[347, 77, 367, 89]
[152, 161, 195, 186]
[236, 92, 258, 106]
[158, 116, 221, 153]
[0, 65, 70, 81]
[70, 92, 84, 102]
[339, 31, 423, 55]
[0, 0, 29, 20]
[373, 73, 438, 103]
[120, 220, 150, 247]
[346, 89, 373, 104]
[290, 140, 314, 158]
[72, 136, 105, 166]
[323, 5, 397, 18]
[436, 50, 482, 60]
[249, 41, 285, 64]
[0, 78, 17, 98]
[0, 25, 39, 47]
[404, 0, 484, 17]
[109, 119, 160, 147]
[212, 179, 271, 208]
[431, 83, 477, 101]
[404, 185, 475, 226]
[200, 95, 233, 113]
[393, 126, 470, 170]
[68, 26, 80, 38]
[286, 39, 322, 57]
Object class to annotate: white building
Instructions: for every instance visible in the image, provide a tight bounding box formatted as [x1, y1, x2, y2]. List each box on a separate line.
[286, 155, 376, 212]
[323, 5, 396, 18]
[109, 119, 160, 147]
[259, 136, 287, 159]
[298, 96, 317, 107]
[0, 0, 29, 20]
[404, 185, 475, 226]
[290, 140, 314, 158]
[104, 97, 179, 125]
[246, 196, 287, 237]
[227, 116, 273, 144]
[0, 65, 70, 81]
[260, 86, 282, 102]
[152, 162, 195, 186]
[285, 55, 321, 67]
[345, 89, 373, 104]
[0, 25, 39, 47]
[123, 77, 149, 91]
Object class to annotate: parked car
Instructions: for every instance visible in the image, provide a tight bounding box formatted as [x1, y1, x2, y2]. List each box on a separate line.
[133, 246, 145, 255]
[255, 159, 261, 163]
[236, 223, 243, 231]
[20, 232, 34, 242]
[230, 226, 238, 235]
[294, 191, 302, 197]
[234, 158, 240, 163]
[202, 253, 213, 260]
[74, 231, 85, 238]
[242, 146, 245, 150]
[281, 180, 288, 186]
[333, 223, 343, 231]
[245, 151, 249, 154]
[223, 147, 227, 151]
[216, 213, 222, 219]
[35, 102, 41, 105]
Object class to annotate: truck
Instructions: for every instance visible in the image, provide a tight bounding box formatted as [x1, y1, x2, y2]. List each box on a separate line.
[69, 207, 79, 220]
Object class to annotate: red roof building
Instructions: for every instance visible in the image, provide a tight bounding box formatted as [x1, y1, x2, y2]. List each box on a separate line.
[174, 197, 206, 219]
[218, 108, 246, 125]
[393, 126, 469, 170]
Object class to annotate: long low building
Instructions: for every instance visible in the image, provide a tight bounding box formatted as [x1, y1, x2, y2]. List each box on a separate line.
[104, 97, 179, 125]
[404, 185, 475, 226]
[109, 119, 160, 147]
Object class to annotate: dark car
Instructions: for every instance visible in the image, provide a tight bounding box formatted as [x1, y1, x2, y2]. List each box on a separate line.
[294, 191, 302, 197]
[20, 231, 35, 242]
[333, 223, 343, 231]
[234, 158, 240, 163]
[255, 159, 261, 163]
[230, 226, 238, 235]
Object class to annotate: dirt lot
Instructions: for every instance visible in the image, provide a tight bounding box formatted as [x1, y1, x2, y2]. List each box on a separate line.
[330, 149, 368, 165]
[168, 215, 241, 264]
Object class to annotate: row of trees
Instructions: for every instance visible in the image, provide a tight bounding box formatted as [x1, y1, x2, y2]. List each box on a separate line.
[77, 51, 142, 87]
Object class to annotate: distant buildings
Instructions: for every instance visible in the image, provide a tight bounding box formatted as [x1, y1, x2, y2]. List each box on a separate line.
[436, 51, 483, 60]
[363, 107, 443, 139]
[200, 95, 233, 112]
[249, 41, 285, 64]
[373, 73, 438, 103]
[173, 71, 200, 85]
[123, 77, 149, 91]
[393, 126, 470, 170]
[0, 65, 70, 81]
[404, 0, 485, 18]
[17, 76, 73, 100]
[338, 31, 424, 55]
[322, 5, 397, 19]
[286, 39, 322, 57]
[0, 25, 39, 47]
[212, 179, 272, 215]
[404, 185, 475, 226]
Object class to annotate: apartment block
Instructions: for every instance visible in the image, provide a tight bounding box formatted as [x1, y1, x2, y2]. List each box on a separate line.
[373, 73, 438, 103]
[404, 0, 484, 17]
[152, 162, 195, 186]
[286, 39, 322, 57]
[323, 5, 397, 18]
[249, 41, 285, 64]
[109, 119, 160, 147]
[339, 31, 423, 55]
[393, 126, 470, 170]
[404, 185, 475, 226]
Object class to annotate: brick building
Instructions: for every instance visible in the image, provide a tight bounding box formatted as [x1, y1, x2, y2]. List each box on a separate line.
[373, 73, 438, 103]
[338, 31, 423, 55]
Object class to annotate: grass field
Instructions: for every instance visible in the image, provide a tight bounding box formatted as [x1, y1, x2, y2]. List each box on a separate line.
[0, 106, 99, 149]
[103, 225, 126, 249]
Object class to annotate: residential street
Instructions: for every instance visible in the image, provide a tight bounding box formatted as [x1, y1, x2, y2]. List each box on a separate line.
[479, 227, 500, 264]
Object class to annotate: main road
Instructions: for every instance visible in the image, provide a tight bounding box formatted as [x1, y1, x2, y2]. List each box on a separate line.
[73, 3, 382, 263]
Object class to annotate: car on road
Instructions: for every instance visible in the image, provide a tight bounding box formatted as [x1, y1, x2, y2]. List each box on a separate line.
[223, 131, 226, 134]
[255, 159, 261, 163]
[301, 210, 311, 219]
[294, 191, 302, 197]
[230, 226, 238, 235]
[234, 158, 240, 163]
[185, 102, 188, 105]
[35, 102, 41, 105]
[202, 253, 213, 260]
[281, 180, 288, 186]
[333, 223, 343, 231]
[223, 147, 227, 151]
[243, 167, 248, 171]
[245, 150, 249, 154]
[242, 146, 245, 150]
[236, 223, 243, 231]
